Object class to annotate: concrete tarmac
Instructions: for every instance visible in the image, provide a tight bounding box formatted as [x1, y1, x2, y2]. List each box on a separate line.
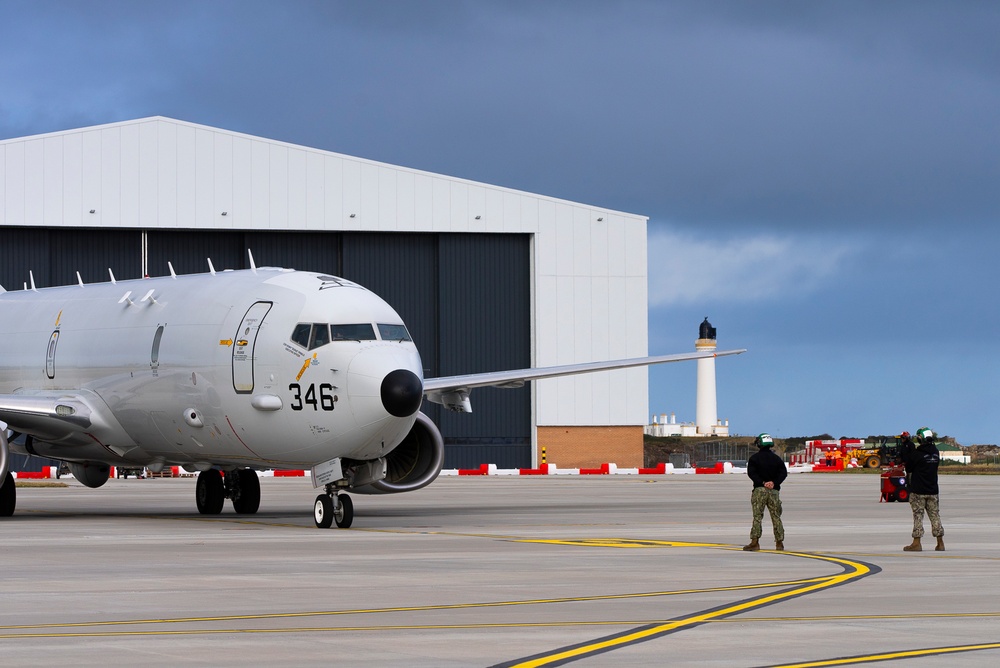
[3, 472, 999, 667]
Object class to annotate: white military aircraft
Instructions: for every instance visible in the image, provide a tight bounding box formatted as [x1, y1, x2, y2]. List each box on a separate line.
[0, 255, 744, 528]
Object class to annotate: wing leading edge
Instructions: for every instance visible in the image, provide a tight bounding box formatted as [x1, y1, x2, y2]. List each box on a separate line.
[0, 390, 132, 449]
[423, 348, 746, 412]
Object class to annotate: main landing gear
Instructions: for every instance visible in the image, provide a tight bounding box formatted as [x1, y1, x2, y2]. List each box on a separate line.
[195, 469, 261, 515]
[0, 429, 13, 517]
[314, 486, 353, 529]
[0, 472, 15, 517]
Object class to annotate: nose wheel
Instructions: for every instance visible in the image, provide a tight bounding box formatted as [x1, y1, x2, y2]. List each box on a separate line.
[314, 491, 353, 529]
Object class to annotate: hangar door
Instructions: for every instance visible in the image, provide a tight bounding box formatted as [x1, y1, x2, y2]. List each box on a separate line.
[146, 229, 532, 469]
[0, 227, 531, 469]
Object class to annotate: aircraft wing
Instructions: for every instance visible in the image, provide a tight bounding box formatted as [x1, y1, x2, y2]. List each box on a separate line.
[422, 348, 746, 412]
[0, 391, 128, 448]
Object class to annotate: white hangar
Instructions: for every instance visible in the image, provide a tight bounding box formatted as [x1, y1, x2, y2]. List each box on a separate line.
[0, 117, 651, 468]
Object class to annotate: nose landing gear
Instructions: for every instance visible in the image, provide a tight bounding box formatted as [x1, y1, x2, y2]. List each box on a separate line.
[314, 487, 353, 529]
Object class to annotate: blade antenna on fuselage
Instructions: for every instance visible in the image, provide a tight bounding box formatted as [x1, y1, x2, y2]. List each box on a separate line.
[29, 271, 37, 291]
[77, 271, 84, 287]
[108, 268, 117, 284]
[168, 262, 177, 278]
[248, 249, 257, 274]
[207, 258, 216, 275]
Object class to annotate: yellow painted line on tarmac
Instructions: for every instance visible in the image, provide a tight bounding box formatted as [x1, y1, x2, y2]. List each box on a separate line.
[0, 621, 648, 640]
[763, 641, 1000, 667]
[725, 611, 1000, 623]
[499, 550, 876, 668]
[0, 571, 835, 633]
[514, 538, 726, 548]
[5, 613, 1000, 643]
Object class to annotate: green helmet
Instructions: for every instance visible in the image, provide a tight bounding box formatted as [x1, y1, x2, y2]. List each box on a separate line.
[916, 427, 934, 445]
[755, 433, 774, 448]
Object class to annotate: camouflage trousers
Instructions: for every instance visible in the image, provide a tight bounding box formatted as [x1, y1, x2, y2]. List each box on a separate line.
[909, 493, 944, 538]
[749, 486, 784, 541]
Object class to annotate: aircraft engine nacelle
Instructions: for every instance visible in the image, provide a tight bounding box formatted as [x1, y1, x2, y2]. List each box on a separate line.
[351, 411, 444, 495]
[68, 462, 111, 489]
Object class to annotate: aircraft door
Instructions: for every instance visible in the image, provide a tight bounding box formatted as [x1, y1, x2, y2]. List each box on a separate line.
[45, 330, 60, 379]
[232, 301, 273, 394]
[150, 325, 165, 372]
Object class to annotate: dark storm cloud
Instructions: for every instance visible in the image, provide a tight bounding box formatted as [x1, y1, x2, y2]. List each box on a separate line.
[3, 1, 999, 232]
[1, 0, 997, 441]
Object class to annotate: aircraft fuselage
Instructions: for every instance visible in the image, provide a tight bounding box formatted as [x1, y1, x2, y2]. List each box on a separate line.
[0, 268, 424, 472]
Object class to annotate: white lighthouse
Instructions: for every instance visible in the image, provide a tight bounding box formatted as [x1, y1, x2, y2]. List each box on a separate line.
[643, 318, 732, 439]
[695, 317, 728, 436]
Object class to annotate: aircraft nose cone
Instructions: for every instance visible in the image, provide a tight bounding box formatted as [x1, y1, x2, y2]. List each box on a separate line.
[380, 369, 423, 418]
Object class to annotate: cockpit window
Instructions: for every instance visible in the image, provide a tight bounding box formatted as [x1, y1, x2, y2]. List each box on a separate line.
[291, 323, 381, 349]
[377, 323, 411, 342]
[311, 323, 331, 348]
[330, 324, 377, 341]
[291, 323, 312, 349]
[290, 323, 332, 350]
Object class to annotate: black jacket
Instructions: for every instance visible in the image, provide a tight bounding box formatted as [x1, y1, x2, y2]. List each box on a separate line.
[901, 439, 940, 495]
[747, 448, 788, 490]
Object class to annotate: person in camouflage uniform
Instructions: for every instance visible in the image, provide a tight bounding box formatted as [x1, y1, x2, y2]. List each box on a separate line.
[743, 433, 788, 552]
[900, 427, 945, 552]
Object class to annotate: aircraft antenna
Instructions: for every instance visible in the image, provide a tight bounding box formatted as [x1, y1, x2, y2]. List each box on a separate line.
[207, 258, 216, 275]
[168, 262, 177, 278]
[29, 271, 37, 291]
[0, 283, 6, 294]
[108, 268, 117, 284]
[77, 271, 85, 287]
[248, 249, 257, 274]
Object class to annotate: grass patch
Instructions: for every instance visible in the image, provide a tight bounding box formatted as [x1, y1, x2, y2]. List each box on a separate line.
[939, 465, 1000, 475]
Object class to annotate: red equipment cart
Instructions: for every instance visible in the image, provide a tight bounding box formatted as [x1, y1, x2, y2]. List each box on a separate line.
[880, 464, 908, 502]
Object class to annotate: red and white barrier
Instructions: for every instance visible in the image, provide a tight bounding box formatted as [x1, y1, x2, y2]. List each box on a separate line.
[439, 461, 816, 477]
[10, 462, 813, 480]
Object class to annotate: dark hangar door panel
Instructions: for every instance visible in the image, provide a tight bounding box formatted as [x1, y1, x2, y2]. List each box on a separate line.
[0, 227, 141, 289]
[243, 231, 343, 275]
[146, 230, 245, 276]
[437, 234, 531, 468]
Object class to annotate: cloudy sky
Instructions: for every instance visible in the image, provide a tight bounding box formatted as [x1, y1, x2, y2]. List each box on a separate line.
[2, 1, 997, 444]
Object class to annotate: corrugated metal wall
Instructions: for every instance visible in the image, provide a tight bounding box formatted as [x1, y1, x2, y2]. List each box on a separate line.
[0, 227, 530, 469]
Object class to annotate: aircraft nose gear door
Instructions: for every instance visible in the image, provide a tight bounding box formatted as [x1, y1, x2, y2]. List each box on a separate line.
[232, 301, 273, 394]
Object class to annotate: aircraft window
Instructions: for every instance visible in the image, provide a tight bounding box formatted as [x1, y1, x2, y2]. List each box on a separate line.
[378, 323, 411, 342]
[291, 323, 312, 348]
[310, 323, 331, 349]
[330, 324, 377, 341]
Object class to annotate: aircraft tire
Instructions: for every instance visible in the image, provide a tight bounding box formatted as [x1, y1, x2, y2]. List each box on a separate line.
[231, 469, 261, 514]
[314, 495, 334, 529]
[196, 470, 225, 515]
[0, 472, 15, 517]
[334, 494, 354, 529]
